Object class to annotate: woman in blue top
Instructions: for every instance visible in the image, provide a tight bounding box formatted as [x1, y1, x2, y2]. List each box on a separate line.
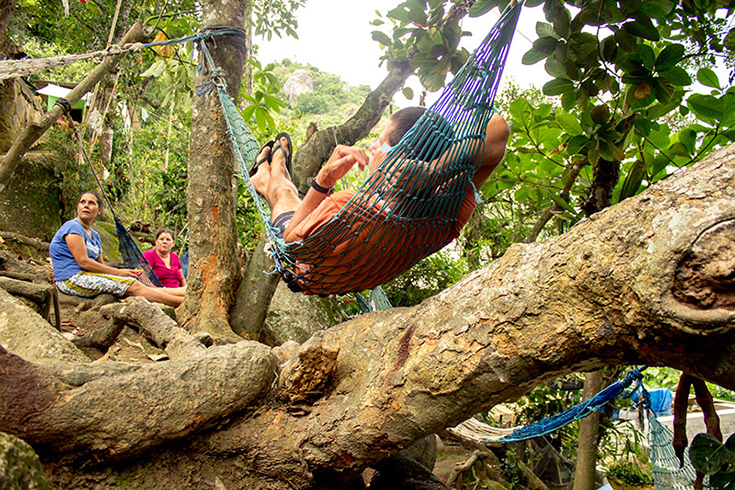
[49, 191, 184, 307]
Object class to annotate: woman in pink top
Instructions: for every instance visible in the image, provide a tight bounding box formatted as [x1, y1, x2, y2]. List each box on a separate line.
[143, 229, 186, 290]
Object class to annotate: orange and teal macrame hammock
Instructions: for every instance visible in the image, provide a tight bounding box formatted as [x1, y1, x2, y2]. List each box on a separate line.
[194, 2, 522, 296]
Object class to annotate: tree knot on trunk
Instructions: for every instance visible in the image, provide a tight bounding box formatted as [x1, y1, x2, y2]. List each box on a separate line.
[278, 331, 340, 404]
[672, 219, 735, 311]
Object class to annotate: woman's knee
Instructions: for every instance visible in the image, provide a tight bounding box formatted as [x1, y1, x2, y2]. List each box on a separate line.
[126, 280, 145, 296]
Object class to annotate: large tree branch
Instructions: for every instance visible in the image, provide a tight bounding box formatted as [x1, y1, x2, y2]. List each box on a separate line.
[4, 78, 735, 490]
[0, 23, 152, 194]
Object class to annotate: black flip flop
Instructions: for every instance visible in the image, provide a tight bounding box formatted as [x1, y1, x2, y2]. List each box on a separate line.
[272, 131, 293, 176]
[249, 140, 275, 177]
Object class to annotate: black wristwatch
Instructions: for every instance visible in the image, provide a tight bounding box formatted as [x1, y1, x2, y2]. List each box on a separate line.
[310, 177, 334, 195]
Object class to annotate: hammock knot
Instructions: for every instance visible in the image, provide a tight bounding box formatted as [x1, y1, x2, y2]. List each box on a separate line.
[195, 80, 216, 97]
[106, 45, 125, 56]
[54, 97, 73, 115]
[127, 42, 145, 53]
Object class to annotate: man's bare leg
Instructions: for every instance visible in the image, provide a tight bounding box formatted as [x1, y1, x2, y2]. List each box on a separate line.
[265, 136, 301, 219]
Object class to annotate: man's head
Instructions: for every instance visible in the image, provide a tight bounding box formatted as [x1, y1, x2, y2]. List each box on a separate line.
[368, 107, 453, 171]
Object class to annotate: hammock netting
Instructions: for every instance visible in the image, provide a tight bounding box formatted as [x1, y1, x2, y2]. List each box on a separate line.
[278, 4, 521, 295]
[488, 368, 646, 444]
[471, 367, 699, 489]
[206, 3, 522, 296]
[646, 410, 698, 489]
[115, 216, 164, 287]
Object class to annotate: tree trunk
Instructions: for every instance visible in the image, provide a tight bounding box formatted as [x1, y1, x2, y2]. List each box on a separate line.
[178, 0, 248, 342]
[572, 370, 603, 490]
[2, 144, 734, 488]
[0, 0, 16, 57]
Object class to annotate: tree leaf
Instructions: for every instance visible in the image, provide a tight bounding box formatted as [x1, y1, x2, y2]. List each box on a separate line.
[679, 128, 697, 155]
[635, 44, 656, 69]
[241, 104, 255, 122]
[724, 28, 735, 51]
[536, 22, 557, 39]
[387, 6, 411, 23]
[618, 159, 646, 202]
[590, 104, 610, 125]
[534, 36, 560, 56]
[652, 78, 675, 103]
[542, 187, 577, 214]
[543, 78, 574, 96]
[688, 94, 724, 120]
[690, 433, 735, 475]
[371, 31, 392, 46]
[615, 29, 637, 53]
[545, 58, 567, 79]
[402, 87, 414, 100]
[522, 48, 549, 66]
[601, 35, 618, 62]
[668, 142, 690, 158]
[623, 18, 660, 41]
[140, 60, 167, 78]
[660, 66, 692, 86]
[697, 67, 721, 90]
[633, 80, 650, 100]
[655, 43, 685, 71]
[566, 135, 589, 155]
[469, 0, 497, 18]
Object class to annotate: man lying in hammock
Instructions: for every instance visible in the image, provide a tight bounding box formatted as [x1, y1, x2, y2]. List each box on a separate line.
[250, 107, 510, 295]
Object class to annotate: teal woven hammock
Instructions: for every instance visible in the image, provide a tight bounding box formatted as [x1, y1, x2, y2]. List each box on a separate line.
[196, 3, 522, 296]
[647, 410, 698, 489]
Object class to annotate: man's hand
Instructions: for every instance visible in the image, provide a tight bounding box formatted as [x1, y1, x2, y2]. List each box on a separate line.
[316, 145, 369, 188]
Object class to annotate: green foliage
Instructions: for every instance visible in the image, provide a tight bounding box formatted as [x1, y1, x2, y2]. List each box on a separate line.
[690, 433, 735, 489]
[250, 0, 306, 41]
[382, 251, 468, 307]
[606, 461, 654, 486]
[268, 61, 375, 143]
[370, 0, 478, 92]
[241, 60, 286, 135]
[11, 0, 198, 56]
[42, 125, 97, 219]
[19, 38, 96, 83]
[640, 367, 735, 402]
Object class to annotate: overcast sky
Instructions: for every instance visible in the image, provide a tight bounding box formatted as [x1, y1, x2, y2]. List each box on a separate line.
[256, 0, 549, 107]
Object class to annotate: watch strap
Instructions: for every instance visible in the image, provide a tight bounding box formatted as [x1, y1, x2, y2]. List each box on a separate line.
[310, 177, 334, 195]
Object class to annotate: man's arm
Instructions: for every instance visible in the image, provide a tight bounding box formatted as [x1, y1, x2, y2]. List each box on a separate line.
[283, 145, 369, 242]
[471, 115, 510, 188]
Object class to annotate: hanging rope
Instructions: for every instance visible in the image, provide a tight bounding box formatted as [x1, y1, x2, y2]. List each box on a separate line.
[0, 26, 244, 80]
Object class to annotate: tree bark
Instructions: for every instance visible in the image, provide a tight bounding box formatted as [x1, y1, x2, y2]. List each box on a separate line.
[1, 144, 734, 488]
[572, 370, 603, 490]
[0, 23, 152, 194]
[99, 297, 210, 359]
[178, 0, 249, 342]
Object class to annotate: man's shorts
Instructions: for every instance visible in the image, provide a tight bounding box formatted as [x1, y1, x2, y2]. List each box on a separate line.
[55, 272, 135, 298]
[272, 210, 296, 238]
